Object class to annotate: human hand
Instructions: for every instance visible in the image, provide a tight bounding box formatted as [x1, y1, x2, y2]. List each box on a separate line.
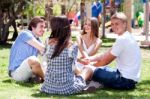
[39, 49, 45, 56]
[79, 58, 90, 65]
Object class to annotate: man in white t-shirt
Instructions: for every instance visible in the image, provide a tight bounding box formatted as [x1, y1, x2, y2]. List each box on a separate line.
[82, 12, 141, 89]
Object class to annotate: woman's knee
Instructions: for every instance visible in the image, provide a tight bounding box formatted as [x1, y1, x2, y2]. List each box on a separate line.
[81, 67, 93, 81]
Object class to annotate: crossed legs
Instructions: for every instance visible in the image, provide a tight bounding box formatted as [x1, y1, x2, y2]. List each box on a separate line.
[11, 56, 44, 82]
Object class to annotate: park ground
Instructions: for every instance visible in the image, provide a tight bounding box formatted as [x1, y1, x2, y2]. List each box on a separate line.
[0, 25, 150, 99]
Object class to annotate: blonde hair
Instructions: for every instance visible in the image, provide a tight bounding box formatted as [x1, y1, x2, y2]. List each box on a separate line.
[111, 12, 127, 23]
[111, 12, 127, 30]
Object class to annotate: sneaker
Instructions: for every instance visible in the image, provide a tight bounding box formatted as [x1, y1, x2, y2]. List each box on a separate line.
[83, 81, 103, 92]
[28, 76, 44, 84]
[83, 86, 96, 93]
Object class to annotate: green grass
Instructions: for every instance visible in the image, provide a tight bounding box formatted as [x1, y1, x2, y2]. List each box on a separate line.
[0, 39, 150, 99]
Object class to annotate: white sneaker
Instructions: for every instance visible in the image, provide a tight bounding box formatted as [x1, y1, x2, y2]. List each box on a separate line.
[84, 81, 103, 92]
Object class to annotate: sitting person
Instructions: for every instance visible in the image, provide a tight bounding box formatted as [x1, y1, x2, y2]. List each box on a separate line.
[76, 17, 102, 69]
[40, 16, 93, 95]
[76, 17, 102, 89]
[8, 16, 45, 82]
[82, 12, 141, 90]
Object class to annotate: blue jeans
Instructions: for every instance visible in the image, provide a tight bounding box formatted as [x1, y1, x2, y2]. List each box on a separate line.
[92, 66, 137, 90]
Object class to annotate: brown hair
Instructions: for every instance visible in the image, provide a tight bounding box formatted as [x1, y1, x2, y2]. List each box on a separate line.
[82, 17, 99, 38]
[49, 16, 71, 59]
[28, 16, 45, 31]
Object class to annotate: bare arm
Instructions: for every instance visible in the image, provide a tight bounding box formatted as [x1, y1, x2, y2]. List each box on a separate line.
[76, 35, 89, 58]
[90, 49, 116, 67]
[88, 39, 102, 56]
[27, 38, 45, 54]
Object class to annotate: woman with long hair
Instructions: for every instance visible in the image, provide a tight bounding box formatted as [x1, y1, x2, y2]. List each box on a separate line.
[41, 16, 93, 95]
[76, 17, 102, 68]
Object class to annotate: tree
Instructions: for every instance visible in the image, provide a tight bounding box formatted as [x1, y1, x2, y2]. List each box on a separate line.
[123, 0, 132, 32]
[80, 0, 85, 29]
[0, 0, 30, 44]
[45, 0, 53, 30]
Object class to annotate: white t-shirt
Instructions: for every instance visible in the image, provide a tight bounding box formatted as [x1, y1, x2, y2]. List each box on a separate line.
[111, 31, 141, 81]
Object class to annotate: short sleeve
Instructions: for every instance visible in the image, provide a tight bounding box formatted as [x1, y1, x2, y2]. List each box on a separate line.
[68, 44, 78, 59]
[18, 31, 33, 42]
[97, 2, 102, 14]
[111, 39, 124, 57]
[68, 44, 78, 71]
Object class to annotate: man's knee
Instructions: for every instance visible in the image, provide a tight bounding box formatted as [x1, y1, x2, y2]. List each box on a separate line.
[27, 56, 42, 73]
[92, 68, 104, 81]
[28, 56, 40, 66]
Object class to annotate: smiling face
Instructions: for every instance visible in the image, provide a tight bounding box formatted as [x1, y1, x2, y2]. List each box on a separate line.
[32, 22, 45, 37]
[84, 19, 91, 34]
[111, 18, 127, 36]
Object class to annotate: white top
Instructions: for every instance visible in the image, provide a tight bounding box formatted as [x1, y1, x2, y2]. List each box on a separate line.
[82, 39, 95, 55]
[111, 31, 141, 81]
[77, 39, 96, 71]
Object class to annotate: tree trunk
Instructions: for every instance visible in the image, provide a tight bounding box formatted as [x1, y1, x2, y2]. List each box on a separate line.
[85, 0, 91, 18]
[0, 9, 3, 41]
[1, 23, 10, 44]
[11, 20, 18, 40]
[123, 0, 132, 32]
[0, 15, 16, 44]
[0, 0, 27, 44]
[45, 0, 53, 31]
[80, 0, 85, 29]
[102, 0, 106, 38]
[61, 0, 66, 15]
[143, 1, 149, 41]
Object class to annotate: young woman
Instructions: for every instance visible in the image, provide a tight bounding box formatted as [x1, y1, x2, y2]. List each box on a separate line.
[77, 17, 102, 59]
[40, 16, 93, 95]
[76, 17, 102, 90]
[76, 17, 102, 69]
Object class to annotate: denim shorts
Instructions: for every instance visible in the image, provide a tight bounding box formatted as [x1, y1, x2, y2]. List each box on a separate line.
[92, 66, 137, 90]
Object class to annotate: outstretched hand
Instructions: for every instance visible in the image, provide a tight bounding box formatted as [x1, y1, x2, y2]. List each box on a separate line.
[78, 58, 90, 65]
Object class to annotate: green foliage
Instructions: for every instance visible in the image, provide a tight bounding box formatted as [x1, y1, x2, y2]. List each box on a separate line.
[24, 0, 45, 18]
[36, 6, 45, 16]
[53, 3, 61, 16]
[101, 38, 115, 47]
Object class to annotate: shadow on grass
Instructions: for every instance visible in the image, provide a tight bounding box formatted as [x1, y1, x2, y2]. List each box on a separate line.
[102, 38, 116, 43]
[141, 47, 150, 50]
[2, 79, 14, 83]
[15, 81, 37, 87]
[101, 38, 115, 48]
[101, 44, 113, 48]
[31, 87, 150, 99]
[2, 78, 36, 87]
[138, 80, 150, 85]
[31, 91, 101, 98]
[31, 91, 68, 98]
[0, 43, 12, 49]
[136, 80, 150, 90]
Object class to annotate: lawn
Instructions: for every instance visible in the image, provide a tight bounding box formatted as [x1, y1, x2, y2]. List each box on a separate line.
[0, 38, 150, 99]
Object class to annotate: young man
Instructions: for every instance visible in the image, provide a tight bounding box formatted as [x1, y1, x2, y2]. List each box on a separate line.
[83, 12, 141, 90]
[8, 16, 45, 82]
